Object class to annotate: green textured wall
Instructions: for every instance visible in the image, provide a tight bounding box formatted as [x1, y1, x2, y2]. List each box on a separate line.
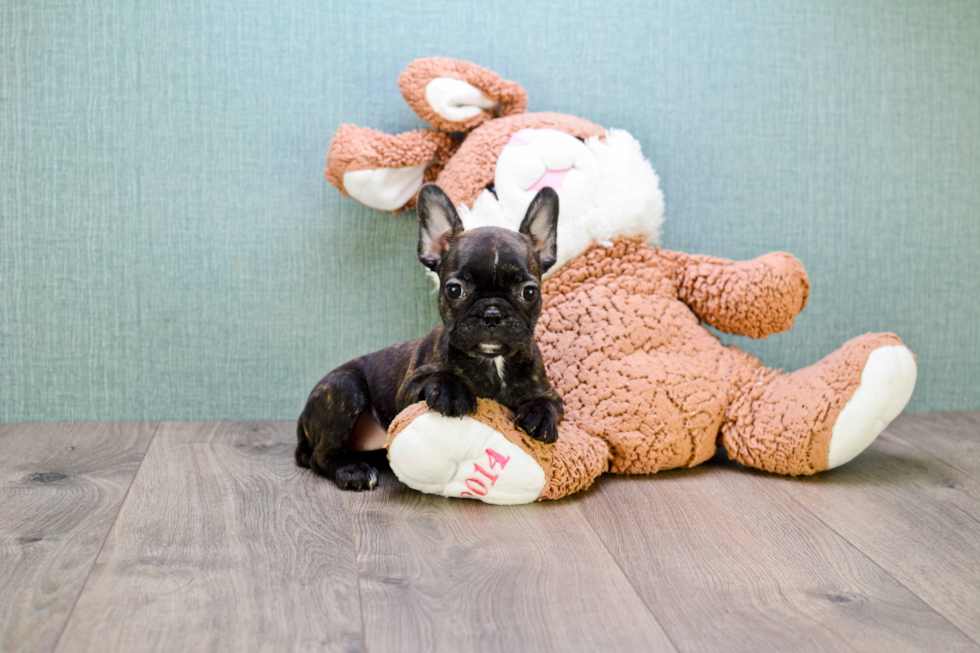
[2, 0, 978, 422]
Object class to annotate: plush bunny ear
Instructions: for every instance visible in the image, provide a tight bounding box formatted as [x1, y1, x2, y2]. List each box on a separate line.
[326, 125, 458, 213]
[519, 187, 559, 272]
[399, 58, 527, 133]
[416, 184, 464, 271]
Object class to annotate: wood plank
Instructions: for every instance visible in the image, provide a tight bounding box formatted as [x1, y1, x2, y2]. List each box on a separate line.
[0, 422, 157, 653]
[349, 464, 677, 653]
[579, 453, 978, 652]
[770, 421, 980, 645]
[55, 421, 365, 653]
[885, 411, 980, 481]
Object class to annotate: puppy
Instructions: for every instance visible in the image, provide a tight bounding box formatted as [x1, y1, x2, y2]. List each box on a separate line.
[296, 184, 564, 490]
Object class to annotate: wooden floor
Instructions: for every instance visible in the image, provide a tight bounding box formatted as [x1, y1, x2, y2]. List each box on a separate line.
[1, 413, 979, 652]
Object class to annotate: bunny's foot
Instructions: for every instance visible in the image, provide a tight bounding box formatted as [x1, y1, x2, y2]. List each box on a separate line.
[386, 399, 609, 504]
[723, 333, 916, 475]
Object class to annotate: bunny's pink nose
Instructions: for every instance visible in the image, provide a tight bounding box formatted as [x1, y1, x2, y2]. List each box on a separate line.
[528, 169, 570, 193]
[505, 128, 571, 192]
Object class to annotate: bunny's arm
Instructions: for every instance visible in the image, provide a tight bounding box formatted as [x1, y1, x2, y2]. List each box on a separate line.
[662, 250, 810, 338]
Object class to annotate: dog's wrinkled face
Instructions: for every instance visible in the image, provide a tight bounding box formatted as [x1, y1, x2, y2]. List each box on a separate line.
[416, 183, 558, 359]
[439, 228, 540, 358]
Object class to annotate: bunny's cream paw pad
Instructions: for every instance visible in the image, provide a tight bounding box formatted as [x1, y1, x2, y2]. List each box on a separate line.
[827, 345, 917, 469]
[386, 399, 611, 503]
[387, 410, 546, 505]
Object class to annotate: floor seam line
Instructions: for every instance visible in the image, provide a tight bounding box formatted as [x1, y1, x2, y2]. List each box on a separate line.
[50, 420, 165, 653]
[885, 429, 980, 484]
[772, 477, 980, 648]
[576, 498, 683, 653]
[345, 491, 370, 653]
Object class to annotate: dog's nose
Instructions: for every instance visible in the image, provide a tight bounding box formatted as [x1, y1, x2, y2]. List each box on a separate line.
[482, 306, 503, 328]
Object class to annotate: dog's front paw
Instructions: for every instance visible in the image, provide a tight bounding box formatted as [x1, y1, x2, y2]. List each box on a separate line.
[423, 374, 477, 418]
[514, 399, 560, 444]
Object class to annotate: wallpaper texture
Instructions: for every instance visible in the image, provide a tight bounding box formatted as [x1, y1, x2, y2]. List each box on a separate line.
[2, 0, 978, 421]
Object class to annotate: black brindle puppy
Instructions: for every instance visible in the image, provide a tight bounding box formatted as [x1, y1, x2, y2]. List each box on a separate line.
[296, 184, 564, 490]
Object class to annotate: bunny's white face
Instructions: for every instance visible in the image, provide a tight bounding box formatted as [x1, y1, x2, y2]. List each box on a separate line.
[493, 129, 602, 228]
[461, 128, 666, 277]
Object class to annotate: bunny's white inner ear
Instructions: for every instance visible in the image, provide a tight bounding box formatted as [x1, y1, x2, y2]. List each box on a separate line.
[425, 78, 497, 123]
[343, 164, 428, 211]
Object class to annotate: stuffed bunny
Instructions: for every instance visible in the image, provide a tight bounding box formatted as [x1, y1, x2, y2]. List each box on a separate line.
[324, 58, 917, 504]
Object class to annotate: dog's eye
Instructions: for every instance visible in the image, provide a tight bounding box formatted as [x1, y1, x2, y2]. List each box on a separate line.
[521, 286, 537, 301]
[445, 283, 463, 299]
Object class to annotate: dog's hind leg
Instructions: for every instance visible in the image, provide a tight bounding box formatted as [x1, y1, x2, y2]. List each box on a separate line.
[297, 366, 379, 491]
[295, 421, 314, 468]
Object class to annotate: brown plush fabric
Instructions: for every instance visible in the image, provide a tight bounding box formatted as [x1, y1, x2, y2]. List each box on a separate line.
[325, 112, 605, 213]
[398, 57, 528, 132]
[324, 126, 458, 210]
[536, 237, 898, 477]
[385, 238, 910, 497]
[722, 332, 905, 475]
[435, 112, 607, 209]
[386, 399, 611, 501]
[325, 56, 605, 213]
[385, 401, 428, 449]
[665, 250, 811, 338]
[333, 58, 916, 498]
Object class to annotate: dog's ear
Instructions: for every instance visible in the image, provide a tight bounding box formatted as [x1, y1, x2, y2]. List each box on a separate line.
[417, 184, 464, 271]
[519, 187, 560, 273]
[399, 58, 527, 133]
